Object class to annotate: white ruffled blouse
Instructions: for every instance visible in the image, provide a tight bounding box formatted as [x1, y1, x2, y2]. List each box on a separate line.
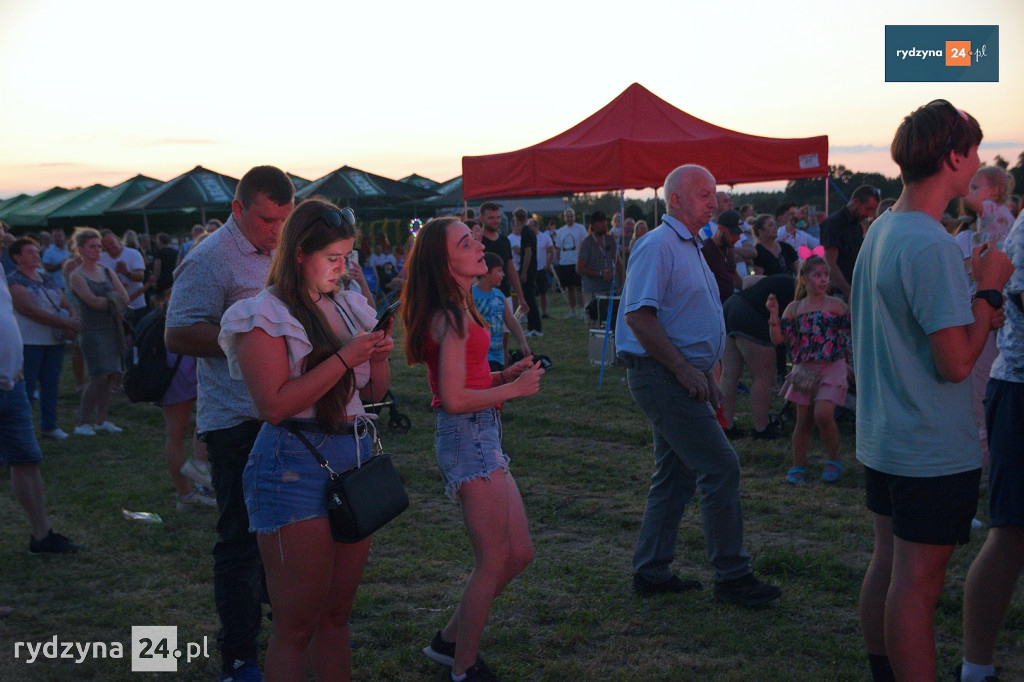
[219, 288, 378, 420]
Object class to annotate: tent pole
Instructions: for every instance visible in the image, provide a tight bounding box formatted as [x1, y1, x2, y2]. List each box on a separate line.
[824, 175, 829, 217]
[654, 187, 660, 224]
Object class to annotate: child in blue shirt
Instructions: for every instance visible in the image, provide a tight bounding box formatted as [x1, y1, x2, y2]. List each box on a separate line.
[473, 253, 530, 371]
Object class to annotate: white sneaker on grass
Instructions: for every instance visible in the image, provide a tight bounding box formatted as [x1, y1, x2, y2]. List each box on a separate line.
[93, 421, 123, 433]
[176, 490, 217, 512]
[180, 460, 213, 489]
[42, 428, 69, 441]
[73, 424, 96, 436]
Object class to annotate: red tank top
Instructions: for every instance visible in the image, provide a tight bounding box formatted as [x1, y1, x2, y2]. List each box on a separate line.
[422, 320, 495, 409]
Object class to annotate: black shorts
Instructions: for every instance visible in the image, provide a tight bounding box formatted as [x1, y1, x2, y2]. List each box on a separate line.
[985, 378, 1024, 527]
[536, 270, 550, 295]
[864, 465, 980, 545]
[556, 264, 581, 288]
[723, 295, 772, 347]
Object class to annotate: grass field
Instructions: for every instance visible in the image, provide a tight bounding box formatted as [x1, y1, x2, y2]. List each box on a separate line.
[1, 298, 1022, 681]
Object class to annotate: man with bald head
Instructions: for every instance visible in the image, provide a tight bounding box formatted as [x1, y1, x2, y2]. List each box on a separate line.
[616, 165, 781, 607]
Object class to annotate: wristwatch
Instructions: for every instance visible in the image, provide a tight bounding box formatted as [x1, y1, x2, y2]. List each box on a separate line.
[972, 289, 1004, 309]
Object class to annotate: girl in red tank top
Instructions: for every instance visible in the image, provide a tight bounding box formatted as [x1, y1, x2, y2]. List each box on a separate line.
[401, 216, 544, 682]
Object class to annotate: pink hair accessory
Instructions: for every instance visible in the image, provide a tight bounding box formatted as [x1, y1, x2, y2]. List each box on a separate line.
[798, 245, 825, 260]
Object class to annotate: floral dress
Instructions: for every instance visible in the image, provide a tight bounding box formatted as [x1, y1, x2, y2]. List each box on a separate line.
[779, 308, 852, 406]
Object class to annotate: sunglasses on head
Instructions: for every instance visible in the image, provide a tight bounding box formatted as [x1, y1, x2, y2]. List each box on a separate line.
[307, 207, 356, 233]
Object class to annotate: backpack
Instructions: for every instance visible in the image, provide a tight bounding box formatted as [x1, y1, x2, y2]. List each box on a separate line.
[122, 307, 182, 403]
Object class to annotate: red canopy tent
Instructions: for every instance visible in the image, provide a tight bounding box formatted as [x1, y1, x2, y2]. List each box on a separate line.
[462, 82, 828, 199]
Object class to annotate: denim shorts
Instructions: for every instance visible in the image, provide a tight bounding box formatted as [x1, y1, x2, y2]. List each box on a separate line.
[985, 378, 1024, 527]
[243, 420, 372, 534]
[435, 407, 509, 500]
[0, 380, 43, 465]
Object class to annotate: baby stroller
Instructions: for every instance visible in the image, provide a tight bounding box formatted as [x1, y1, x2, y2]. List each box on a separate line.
[362, 391, 411, 434]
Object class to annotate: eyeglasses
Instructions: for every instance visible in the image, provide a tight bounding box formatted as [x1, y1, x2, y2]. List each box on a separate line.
[929, 99, 969, 154]
[308, 207, 356, 233]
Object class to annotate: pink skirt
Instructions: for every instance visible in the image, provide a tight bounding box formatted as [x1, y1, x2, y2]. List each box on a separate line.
[780, 359, 848, 406]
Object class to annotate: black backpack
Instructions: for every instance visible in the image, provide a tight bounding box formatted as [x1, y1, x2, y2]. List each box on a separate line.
[123, 308, 182, 403]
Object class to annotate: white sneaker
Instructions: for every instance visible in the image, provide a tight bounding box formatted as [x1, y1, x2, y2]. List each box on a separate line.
[176, 490, 217, 512]
[180, 460, 213, 489]
[93, 421, 123, 434]
[73, 424, 96, 436]
[42, 428, 69, 441]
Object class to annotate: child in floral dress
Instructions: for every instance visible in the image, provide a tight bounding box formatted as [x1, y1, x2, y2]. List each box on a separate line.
[767, 255, 852, 483]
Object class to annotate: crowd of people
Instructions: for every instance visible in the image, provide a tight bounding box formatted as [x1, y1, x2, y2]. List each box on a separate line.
[1, 97, 1023, 681]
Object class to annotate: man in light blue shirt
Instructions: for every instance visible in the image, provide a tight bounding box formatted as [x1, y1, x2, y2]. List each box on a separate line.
[852, 100, 1013, 682]
[41, 229, 70, 290]
[616, 164, 781, 607]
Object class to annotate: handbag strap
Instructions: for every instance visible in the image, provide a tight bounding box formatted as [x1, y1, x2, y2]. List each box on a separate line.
[282, 414, 383, 478]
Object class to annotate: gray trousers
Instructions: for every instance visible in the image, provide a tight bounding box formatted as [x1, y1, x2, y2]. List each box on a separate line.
[627, 360, 752, 583]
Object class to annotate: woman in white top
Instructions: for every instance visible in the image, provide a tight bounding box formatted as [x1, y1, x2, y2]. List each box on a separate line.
[219, 198, 392, 681]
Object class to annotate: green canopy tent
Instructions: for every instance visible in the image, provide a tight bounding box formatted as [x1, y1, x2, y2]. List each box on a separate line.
[48, 175, 163, 225]
[0, 194, 35, 226]
[297, 165, 437, 210]
[111, 166, 238, 234]
[287, 173, 312, 193]
[1, 187, 73, 228]
[4, 184, 109, 228]
[400, 174, 440, 191]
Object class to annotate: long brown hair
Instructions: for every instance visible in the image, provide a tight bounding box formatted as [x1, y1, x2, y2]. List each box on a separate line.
[401, 216, 484, 366]
[267, 196, 358, 429]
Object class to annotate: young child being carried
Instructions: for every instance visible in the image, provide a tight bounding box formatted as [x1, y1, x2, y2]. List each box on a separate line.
[766, 255, 852, 484]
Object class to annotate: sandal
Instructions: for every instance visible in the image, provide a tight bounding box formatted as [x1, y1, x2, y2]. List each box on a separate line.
[785, 466, 805, 484]
[821, 460, 844, 483]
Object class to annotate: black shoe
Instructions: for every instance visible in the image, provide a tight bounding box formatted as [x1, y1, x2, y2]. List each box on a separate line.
[750, 428, 779, 441]
[462, 660, 500, 682]
[713, 573, 781, 607]
[423, 630, 455, 667]
[951, 662, 1000, 681]
[29, 530, 82, 554]
[633, 573, 703, 595]
[722, 425, 745, 440]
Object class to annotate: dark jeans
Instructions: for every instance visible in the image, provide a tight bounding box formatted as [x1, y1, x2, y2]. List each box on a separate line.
[202, 419, 265, 669]
[23, 344, 64, 431]
[522, 275, 541, 332]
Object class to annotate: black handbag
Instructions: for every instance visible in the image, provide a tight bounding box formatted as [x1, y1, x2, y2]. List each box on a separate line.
[283, 418, 409, 543]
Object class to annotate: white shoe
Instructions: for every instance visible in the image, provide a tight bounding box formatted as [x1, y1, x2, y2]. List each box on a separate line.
[180, 460, 213, 489]
[73, 424, 96, 436]
[93, 421, 123, 434]
[567, 312, 577, 319]
[176, 490, 217, 512]
[42, 428, 69, 441]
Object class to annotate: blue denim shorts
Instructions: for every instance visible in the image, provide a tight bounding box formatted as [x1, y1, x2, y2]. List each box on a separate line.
[0, 380, 43, 465]
[435, 407, 509, 500]
[243, 420, 372, 534]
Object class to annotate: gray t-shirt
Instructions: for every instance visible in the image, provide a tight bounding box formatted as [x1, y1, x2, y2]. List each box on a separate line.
[165, 216, 272, 433]
[578, 233, 616, 294]
[852, 210, 978, 477]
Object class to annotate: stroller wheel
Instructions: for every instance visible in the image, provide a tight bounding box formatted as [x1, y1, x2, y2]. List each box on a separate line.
[390, 413, 411, 434]
[766, 413, 785, 438]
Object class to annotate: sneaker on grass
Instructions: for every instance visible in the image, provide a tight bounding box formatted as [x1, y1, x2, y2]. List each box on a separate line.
[176, 490, 217, 512]
[423, 630, 456, 667]
[713, 573, 781, 607]
[180, 459, 213, 489]
[73, 424, 96, 436]
[93, 421, 123, 433]
[29, 530, 82, 554]
[41, 428, 69, 440]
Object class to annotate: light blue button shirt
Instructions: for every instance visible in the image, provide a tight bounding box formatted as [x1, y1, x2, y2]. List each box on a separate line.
[615, 216, 725, 373]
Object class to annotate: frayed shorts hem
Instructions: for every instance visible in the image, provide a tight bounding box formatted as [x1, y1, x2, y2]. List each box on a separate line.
[444, 463, 510, 502]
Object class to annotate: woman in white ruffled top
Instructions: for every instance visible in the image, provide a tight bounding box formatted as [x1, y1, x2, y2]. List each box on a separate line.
[218, 198, 393, 681]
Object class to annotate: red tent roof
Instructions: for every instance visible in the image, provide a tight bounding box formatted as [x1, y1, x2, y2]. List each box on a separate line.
[462, 83, 828, 199]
